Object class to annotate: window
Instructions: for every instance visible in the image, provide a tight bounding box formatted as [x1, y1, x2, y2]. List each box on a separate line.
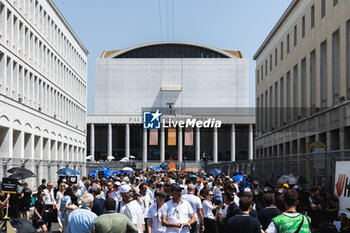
[301, 58, 306, 117]
[274, 82, 278, 128]
[281, 42, 284, 60]
[286, 71, 291, 123]
[261, 65, 264, 81]
[293, 65, 298, 119]
[275, 48, 278, 66]
[311, 5, 315, 28]
[334, 0, 338, 6]
[332, 29, 340, 105]
[280, 77, 284, 126]
[270, 54, 272, 71]
[321, 0, 326, 18]
[269, 86, 273, 128]
[347, 20, 350, 100]
[257, 70, 259, 84]
[320, 40, 328, 108]
[294, 25, 297, 47]
[302, 16, 305, 38]
[265, 60, 267, 76]
[310, 50, 316, 107]
[287, 34, 290, 53]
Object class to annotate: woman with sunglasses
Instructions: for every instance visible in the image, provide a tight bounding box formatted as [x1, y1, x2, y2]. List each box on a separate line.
[202, 189, 223, 233]
[33, 190, 48, 232]
[147, 190, 167, 233]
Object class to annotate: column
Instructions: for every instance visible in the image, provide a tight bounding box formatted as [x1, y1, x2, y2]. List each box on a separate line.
[249, 124, 254, 160]
[160, 127, 165, 162]
[8, 127, 13, 158]
[142, 128, 147, 163]
[125, 124, 130, 158]
[231, 124, 236, 162]
[108, 123, 112, 158]
[90, 123, 95, 158]
[195, 127, 200, 162]
[213, 127, 218, 163]
[178, 127, 183, 163]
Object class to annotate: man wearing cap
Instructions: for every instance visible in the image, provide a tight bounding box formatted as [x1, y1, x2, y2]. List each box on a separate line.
[119, 184, 145, 233]
[182, 184, 204, 233]
[195, 178, 203, 194]
[89, 186, 105, 216]
[111, 181, 121, 200]
[161, 184, 195, 233]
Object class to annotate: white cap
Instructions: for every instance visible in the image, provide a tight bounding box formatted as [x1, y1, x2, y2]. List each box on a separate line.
[62, 179, 67, 183]
[115, 181, 121, 186]
[135, 177, 140, 180]
[120, 185, 131, 193]
[124, 177, 129, 182]
[244, 187, 252, 193]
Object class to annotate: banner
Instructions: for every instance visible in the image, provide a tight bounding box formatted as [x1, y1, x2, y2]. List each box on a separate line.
[149, 129, 158, 145]
[184, 127, 194, 146]
[168, 128, 176, 146]
[335, 161, 350, 217]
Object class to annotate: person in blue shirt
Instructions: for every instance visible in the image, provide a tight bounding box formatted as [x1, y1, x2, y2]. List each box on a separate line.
[66, 193, 97, 233]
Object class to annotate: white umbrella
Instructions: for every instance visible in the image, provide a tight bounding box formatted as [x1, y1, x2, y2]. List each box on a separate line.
[122, 167, 134, 172]
[107, 156, 115, 161]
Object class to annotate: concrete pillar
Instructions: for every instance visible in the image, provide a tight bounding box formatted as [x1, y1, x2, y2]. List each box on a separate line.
[8, 127, 13, 158]
[143, 128, 147, 163]
[160, 127, 165, 162]
[125, 124, 130, 158]
[231, 124, 236, 162]
[213, 127, 218, 163]
[108, 123, 112, 158]
[90, 123, 95, 158]
[178, 127, 183, 163]
[195, 127, 200, 162]
[249, 124, 254, 160]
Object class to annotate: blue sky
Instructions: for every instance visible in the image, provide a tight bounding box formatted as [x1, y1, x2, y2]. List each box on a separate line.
[53, 0, 292, 114]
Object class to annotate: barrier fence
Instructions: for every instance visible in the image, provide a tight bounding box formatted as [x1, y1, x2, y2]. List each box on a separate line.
[204, 150, 350, 190]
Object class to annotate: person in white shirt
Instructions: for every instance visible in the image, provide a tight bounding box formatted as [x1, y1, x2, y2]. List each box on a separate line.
[43, 183, 56, 231]
[161, 184, 195, 233]
[207, 177, 214, 190]
[120, 184, 145, 233]
[202, 189, 223, 233]
[195, 179, 203, 194]
[182, 184, 204, 233]
[147, 191, 167, 233]
[139, 183, 153, 221]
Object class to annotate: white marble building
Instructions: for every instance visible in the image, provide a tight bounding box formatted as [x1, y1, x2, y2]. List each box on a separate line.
[89, 42, 254, 168]
[0, 0, 87, 188]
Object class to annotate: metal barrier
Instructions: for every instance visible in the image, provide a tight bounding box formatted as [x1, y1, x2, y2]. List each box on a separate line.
[204, 150, 350, 190]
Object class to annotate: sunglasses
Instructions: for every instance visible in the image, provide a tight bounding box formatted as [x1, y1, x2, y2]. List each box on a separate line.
[209, 194, 213, 196]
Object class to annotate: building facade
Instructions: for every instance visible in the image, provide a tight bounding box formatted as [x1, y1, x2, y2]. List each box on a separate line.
[88, 42, 254, 169]
[0, 0, 88, 187]
[254, 0, 350, 161]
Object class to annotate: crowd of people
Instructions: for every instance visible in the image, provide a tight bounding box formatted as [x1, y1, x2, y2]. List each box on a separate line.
[1, 170, 350, 233]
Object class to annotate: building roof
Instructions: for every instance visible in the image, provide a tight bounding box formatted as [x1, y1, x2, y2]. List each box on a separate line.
[47, 0, 89, 55]
[100, 41, 243, 59]
[253, 0, 299, 60]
